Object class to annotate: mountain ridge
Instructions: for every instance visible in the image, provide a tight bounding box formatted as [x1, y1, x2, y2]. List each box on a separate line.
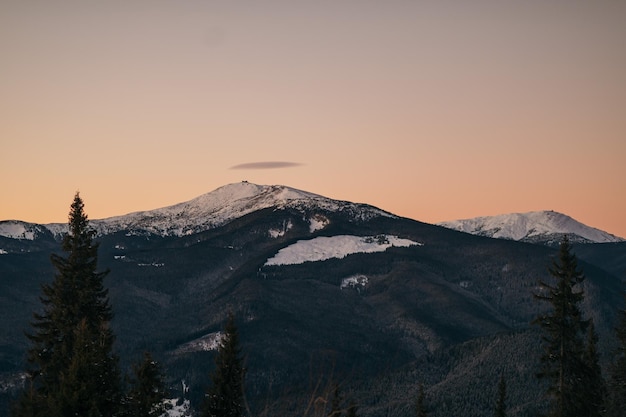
[437, 210, 624, 245]
[2, 184, 622, 246]
[1, 182, 394, 241]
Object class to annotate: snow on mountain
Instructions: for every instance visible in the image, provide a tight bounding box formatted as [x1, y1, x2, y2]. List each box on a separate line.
[172, 331, 224, 354]
[0, 220, 48, 240]
[163, 397, 192, 417]
[437, 210, 624, 244]
[39, 182, 394, 238]
[264, 234, 422, 266]
[340, 274, 369, 290]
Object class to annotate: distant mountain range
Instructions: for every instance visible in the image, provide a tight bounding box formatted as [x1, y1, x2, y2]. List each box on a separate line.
[1, 183, 622, 247]
[1, 183, 625, 417]
[438, 210, 624, 245]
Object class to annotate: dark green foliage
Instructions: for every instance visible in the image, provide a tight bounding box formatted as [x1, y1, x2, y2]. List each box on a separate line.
[122, 351, 168, 417]
[201, 312, 246, 417]
[416, 383, 427, 417]
[12, 193, 121, 417]
[581, 322, 606, 417]
[51, 318, 120, 416]
[607, 292, 626, 417]
[533, 237, 602, 417]
[494, 373, 506, 417]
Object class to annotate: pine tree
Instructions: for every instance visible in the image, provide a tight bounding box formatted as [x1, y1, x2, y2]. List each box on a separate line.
[415, 383, 427, 417]
[533, 237, 591, 417]
[607, 292, 626, 417]
[122, 351, 169, 417]
[581, 322, 606, 416]
[12, 193, 121, 417]
[494, 373, 506, 417]
[201, 312, 246, 417]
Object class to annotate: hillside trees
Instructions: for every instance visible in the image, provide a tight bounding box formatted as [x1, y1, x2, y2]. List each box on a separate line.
[122, 351, 169, 417]
[12, 193, 122, 417]
[607, 292, 626, 417]
[533, 237, 604, 417]
[494, 373, 506, 417]
[201, 312, 246, 417]
[415, 383, 427, 417]
[581, 322, 605, 417]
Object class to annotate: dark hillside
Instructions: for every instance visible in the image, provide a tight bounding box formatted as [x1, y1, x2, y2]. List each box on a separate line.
[0, 208, 623, 416]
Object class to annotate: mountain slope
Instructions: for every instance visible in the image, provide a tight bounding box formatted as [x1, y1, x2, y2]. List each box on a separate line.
[437, 210, 624, 245]
[1, 184, 624, 417]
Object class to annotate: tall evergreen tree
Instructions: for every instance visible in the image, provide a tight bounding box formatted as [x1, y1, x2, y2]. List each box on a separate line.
[607, 292, 626, 417]
[415, 383, 427, 417]
[12, 193, 121, 417]
[533, 237, 592, 417]
[581, 322, 606, 416]
[201, 312, 246, 417]
[122, 351, 169, 417]
[494, 373, 506, 417]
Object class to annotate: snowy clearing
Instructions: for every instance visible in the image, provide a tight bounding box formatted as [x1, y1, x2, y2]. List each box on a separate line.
[268, 219, 293, 238]
[309, 214, 330, 232]
[341, 274, 369, 290]
[173, 332, 224, 354]
[265, 235, 422, 266]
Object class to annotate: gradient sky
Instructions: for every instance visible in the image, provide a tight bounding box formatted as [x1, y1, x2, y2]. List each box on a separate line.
[2, 1, 625, 238]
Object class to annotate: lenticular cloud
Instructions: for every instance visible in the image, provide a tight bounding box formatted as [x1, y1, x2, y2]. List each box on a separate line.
[230, 161, 303, 170]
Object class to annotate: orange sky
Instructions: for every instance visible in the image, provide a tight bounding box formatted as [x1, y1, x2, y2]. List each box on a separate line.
[1, 1, 625, 238]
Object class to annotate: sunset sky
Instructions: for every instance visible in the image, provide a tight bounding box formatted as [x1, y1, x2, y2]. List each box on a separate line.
[1, 1, 625, 238]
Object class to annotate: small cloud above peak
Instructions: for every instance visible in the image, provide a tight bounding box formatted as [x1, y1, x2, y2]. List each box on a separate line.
[230, 161, 303, 170]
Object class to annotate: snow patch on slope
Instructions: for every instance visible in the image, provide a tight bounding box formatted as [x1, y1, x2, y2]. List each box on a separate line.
[163, 398, 192, 417]
[309, 214, 330, 232]
[269, 219, 293, 238]
[265, 235, 421, 266]
[438, 210, 624, 243]
[173, 332, 223, 355]
[341, 274, 369, 290]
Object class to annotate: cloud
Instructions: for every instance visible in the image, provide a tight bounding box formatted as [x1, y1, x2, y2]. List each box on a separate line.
[230, 161, 304, 170]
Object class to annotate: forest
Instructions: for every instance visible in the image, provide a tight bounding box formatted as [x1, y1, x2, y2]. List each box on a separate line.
[7, 194, 626, 417]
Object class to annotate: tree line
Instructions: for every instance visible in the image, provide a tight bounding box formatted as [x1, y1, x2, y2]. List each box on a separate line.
[10, 194, 626, 416]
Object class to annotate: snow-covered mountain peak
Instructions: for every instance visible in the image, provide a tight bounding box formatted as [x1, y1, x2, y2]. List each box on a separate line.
[36, 182, 392, 238]
[437, 210, 624, 244]
[188, 182, 324, 211]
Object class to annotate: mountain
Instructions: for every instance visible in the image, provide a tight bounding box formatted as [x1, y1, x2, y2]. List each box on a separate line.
[0, 182, 392, 253]
[41, 182, 393, 239]
[1, 184, 624, 417]
[437, 210, 624, 245]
